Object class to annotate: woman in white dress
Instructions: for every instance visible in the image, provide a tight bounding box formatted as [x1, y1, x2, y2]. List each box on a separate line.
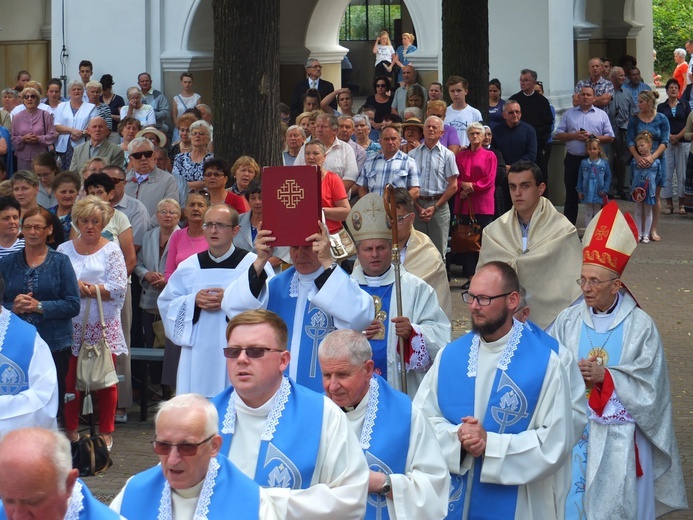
[53, 80, 96, 169]
[57, 196, 127, 451]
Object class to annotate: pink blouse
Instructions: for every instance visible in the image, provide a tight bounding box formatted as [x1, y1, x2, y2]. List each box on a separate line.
[454, 148, 497, 216]
[164, 227, 208, 280]
[11, 109, 57, 162]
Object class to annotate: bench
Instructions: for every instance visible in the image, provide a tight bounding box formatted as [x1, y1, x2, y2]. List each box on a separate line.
[130, 348, 165, 421]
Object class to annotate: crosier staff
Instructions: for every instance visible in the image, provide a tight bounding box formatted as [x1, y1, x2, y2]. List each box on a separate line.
[383, 184, 407, 393]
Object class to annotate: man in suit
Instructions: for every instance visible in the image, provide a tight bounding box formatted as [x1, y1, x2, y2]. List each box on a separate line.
[290, 58, 335, 123]
[70, 117, 125, 174]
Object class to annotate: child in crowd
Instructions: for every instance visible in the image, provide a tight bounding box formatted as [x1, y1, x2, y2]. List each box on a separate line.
[631, 131, 663, 243]
[577, 137, 611, 226]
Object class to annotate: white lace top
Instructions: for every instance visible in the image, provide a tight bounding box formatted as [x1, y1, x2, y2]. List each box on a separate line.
[57, 240, 128, 356]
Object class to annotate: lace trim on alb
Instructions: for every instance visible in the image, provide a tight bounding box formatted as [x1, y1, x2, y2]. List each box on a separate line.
[589, 390, 635, 425]
[0, 309, 10, 353]
[289, 271, 299, 297]
[261, 377, 291, 441]
[173, 300, 188, 344]
[406, 326, 430, 372]
[467, 319, 523, 377]
[157, 458, 221, 520]
[360, 377, 380, 449]
[221, 377, 291, 441]
[64, 480, 84, 520]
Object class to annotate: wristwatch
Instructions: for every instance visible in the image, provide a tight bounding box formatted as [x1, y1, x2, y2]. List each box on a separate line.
[37, 302, 43, 312]
[380, 474, 392, 495]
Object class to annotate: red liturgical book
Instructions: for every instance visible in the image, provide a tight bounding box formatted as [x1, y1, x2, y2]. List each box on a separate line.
[261, 166, 322, 246]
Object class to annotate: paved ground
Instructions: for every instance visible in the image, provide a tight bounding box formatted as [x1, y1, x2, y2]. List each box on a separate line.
[86, 201, 692, 516]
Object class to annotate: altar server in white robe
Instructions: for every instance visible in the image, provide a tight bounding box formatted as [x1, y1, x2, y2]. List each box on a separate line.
[221, 220, 373, 393]
[414, 261, 573, 520]
[111, 394, 278, 519]
[347, 193, 451, 397]
[211, 310, 369, 520]
[550, 201, 687, 520]
[158, 205, 273, 397]
[0, 428, 122, 520]
[0, 276, 58, 434]
[319, 329, 450, 520]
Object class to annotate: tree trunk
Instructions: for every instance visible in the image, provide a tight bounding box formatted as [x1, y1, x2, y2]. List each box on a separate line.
[441, 0, 490, 120]
[213, 0, 282, 168]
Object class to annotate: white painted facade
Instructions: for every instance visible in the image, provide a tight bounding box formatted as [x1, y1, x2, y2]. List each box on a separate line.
[0, 0, 655, 114]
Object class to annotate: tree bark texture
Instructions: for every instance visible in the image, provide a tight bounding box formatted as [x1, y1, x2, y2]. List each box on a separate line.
[442, 0, 490, 120]
[213, 0, 282, 168]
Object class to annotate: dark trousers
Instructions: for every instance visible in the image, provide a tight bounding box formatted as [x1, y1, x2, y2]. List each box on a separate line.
[611, 129, 630, 196]
[536, 141, 552, 197]
[564, 152, 586, 225]
[52, 347, 72, 427]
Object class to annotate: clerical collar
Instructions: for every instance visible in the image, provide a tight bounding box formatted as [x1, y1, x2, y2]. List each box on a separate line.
[173, 478, 205, 499]
[591, 292, 621, 315]
[479, 323, 514, 352]
[363, 266, 393, 287]
[208, 244, 235, 263]
[297, 267, 323, 284]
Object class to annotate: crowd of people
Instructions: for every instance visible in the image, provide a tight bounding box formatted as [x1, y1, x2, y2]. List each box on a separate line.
[0, 45, 690, 520]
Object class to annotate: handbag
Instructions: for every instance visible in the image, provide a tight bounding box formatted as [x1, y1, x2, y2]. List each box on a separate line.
[152, 312, 166, 349]
[76, 285, 119, 414]
[450, 198, 482, 254]
[330, 226, 356, 259]
[71, 434, 112, 477]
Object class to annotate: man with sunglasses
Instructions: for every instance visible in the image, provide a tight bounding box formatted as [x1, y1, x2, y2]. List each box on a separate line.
[159, 204, 274, 398]
[125, 137, 180, 217]
[212, 310, 369, 519]
[550, 202, 687, 519]
[111, 393, 278, 519]
[222, 220, 373, 394]
[347, 194, 450, 398]
[69, 117, 124, 174]
[413, 260, 573, 520]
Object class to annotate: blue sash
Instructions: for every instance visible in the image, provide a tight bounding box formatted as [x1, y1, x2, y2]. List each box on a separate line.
[119, 456, 259, 519]
[437, 321, 552, 519]
[267, 267, 335, 392]
[361, 285, 394, 380]
[565, 320, 624, 520]
[523, 320, 559, 353]
[363, 375, 411, 520]
[212, 378, 323, 490]
[0, 313, 36, 396]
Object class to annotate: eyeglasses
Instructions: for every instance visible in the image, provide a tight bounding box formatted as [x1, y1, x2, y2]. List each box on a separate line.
[202, 221, 235, 230]
[130, 150, 154, 160]
[24, 94, 38, 100]
[576, 277, 619, 288]
[151, 434, 214, 456]
[158, 210, 180, 216]
[223, 347, 285, 359]
[309, 65, 323, 69]
[396, 212, 414, 223]
[203, 171, 225, 178]
[462, 291, 512, 306]
[22, 224, 47, 232]
[191, 131, 209, 138]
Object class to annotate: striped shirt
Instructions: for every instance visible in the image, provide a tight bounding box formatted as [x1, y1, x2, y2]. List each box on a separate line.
[357, 150, 419, 195]
[0, 238, 24, 257]
[408, 141, 458, 196]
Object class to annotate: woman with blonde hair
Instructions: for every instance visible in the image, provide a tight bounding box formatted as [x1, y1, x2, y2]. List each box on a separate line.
[393, 32, 418, 85]
[230, 156, 260, 198]
[57, 195, 128, 449]
[373, 30, 395, 79]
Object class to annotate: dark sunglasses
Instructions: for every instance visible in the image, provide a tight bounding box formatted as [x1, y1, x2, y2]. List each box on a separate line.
[223, 347, 284, 359]
[203, 172, 225, 178]
[131, 150, 154, 160]
[24, 94, 38, 100]
[151, 434, 214, 456]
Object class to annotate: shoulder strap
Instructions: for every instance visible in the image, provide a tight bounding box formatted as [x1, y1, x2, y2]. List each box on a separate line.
[80, 285, 107, 342]
[467, 198, 476, 221]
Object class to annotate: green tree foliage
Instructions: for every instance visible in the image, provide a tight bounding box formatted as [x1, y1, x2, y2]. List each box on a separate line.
[653, 0, 693, 76]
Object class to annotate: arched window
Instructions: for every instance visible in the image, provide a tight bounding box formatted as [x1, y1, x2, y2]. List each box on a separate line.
[340, 0, 402, 41]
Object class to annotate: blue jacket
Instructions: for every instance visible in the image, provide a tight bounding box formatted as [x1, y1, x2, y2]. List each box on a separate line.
[0, 248, 80, 350]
